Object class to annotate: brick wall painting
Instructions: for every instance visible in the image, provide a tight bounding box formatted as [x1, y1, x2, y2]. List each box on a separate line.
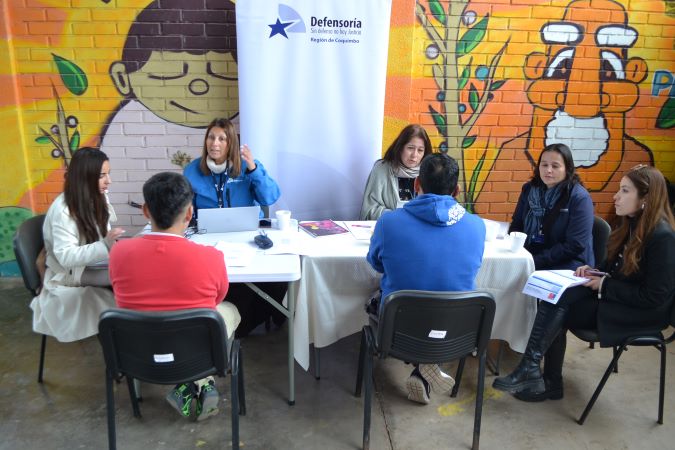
[409, 0, 674, 220]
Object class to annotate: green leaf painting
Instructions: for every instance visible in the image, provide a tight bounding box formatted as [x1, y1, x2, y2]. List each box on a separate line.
[428, 0, 446, 25]
[52, 54, 88, 96]
[466, 150, 487, 209]
[469, 84, 479, 112]
[69, 131, 80, 151]
[656, 97, 675, 129]
[490, 80, 506, 91]
[429, 105, 447, 136]
[462, 135, 477, 148]
[458, 61, 471, 90]
[35, 136, 51, 144]
[456, 15, 489, 57]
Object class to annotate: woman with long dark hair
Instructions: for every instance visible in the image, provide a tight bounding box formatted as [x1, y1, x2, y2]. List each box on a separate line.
[494, 165, 675, 402]
[359, 124, 433, 220]
[31, 147, 124, 342]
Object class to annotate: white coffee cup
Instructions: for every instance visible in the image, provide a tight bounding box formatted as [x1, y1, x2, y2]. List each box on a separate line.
[276, 210, 291, 231]
[509, 231, 527, 252]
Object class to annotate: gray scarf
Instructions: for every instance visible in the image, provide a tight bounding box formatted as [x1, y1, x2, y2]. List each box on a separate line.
[524, 183, 564, 243]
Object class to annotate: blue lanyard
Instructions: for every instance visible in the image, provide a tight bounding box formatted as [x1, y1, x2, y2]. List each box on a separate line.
[211, 172, 227, 208]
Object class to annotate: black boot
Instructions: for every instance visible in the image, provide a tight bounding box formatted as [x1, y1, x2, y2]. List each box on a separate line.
[513, 331, 566, 402]
[492, 303, 567, 394]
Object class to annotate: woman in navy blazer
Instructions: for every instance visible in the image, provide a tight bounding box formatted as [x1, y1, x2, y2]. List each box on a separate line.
[509, 143, 595, 271]
[506, 143, 595, 401]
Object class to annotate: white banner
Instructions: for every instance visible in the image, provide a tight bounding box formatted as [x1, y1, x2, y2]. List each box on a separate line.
[237, 0, 392, 220]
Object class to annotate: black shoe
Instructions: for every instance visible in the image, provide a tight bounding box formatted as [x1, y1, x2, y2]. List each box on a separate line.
[492, 358, 545, 394]
[513, 379, 563, 402]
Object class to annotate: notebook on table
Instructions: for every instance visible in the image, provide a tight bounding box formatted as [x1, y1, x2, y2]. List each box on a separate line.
[198, 206, 261, 233]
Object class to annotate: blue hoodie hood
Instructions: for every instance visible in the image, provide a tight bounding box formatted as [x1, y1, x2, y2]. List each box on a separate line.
[403, 194, 467, 227]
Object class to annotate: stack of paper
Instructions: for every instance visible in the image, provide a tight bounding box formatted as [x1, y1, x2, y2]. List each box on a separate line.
[214, 241, 256, 267]
[344, 221, 375, 240]
[522, 270, 589, 304]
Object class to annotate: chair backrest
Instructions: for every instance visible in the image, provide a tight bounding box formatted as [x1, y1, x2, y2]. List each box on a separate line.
[12, 215, 46, 296]
[592, 216, 611, 268]
[98, 308, 229, 385]
[376, 290, 496, 364]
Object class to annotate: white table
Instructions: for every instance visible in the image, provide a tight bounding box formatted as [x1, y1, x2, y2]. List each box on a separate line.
[190, 231, 301, 405]
[287, 222, 537, 371]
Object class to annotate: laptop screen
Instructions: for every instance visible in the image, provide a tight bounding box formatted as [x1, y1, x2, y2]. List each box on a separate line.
[197, 206, 261, 233]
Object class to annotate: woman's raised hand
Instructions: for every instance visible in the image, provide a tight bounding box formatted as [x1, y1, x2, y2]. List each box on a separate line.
[240, 144, 257, 171]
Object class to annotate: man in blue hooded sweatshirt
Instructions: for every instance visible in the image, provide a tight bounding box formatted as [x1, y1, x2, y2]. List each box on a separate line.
[367, 153, 486, 404]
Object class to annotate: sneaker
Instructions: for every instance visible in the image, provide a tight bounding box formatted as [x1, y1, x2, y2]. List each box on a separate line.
[419, 364, 455, 394]
[196, 380, 220, 421]
[406, 372, 431, 404]
[166, 383, 196, 418]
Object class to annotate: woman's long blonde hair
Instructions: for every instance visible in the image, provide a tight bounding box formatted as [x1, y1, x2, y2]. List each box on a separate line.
[199, 118, 242, 178]
[607, 165, 675, 275]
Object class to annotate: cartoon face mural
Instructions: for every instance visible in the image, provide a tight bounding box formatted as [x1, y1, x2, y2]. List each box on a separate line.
[476, 0, 656, 218]
[523, 0, 651, 184]
[108, 1, 238, 127]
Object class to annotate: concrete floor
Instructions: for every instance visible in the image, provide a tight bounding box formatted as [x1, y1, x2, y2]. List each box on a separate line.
[1, 277, 674, 450]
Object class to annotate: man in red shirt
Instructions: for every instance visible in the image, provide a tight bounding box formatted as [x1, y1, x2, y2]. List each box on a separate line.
[110, 172, 240, 421]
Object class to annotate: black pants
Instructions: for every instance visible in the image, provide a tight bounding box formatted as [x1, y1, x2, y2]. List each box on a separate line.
[226, 282, 288, 338]
[542, 285, 599, 381]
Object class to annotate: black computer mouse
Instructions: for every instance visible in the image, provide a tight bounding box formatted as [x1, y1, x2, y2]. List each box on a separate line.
[254, 233, 273, 250]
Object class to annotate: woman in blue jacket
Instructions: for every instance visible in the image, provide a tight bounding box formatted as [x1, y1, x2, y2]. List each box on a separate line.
[506, 143, 595, 401]
[184, 117, 284, 337]
[184, 118, 280, 213]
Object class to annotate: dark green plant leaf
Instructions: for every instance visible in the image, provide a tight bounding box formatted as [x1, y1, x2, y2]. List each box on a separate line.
[458, 62, 471, 90]
[462, 135, 477, 148]
[69, 131, 80, 152]
[428, 0, 446, 25]
[467, 150, 487, 206]
[429, 105, 447, 136]
[35, 136, 51, 144]
[490, 79, 506, 91]
[656, 96, 675, 129]
[52, 54, 88, 96]
[469, 84, 479, 111]
[456, 15, 489, 57]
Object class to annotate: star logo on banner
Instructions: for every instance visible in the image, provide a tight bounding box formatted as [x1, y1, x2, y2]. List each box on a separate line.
[268, 18, 293, 38]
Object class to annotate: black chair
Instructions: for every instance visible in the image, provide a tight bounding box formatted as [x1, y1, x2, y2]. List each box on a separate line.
[354, 290, 495, 450]
[12, 214, 49, 383]
[98, 308, 245, 450]
[572, 299, 675, 425]
[591, 215, 611, 270]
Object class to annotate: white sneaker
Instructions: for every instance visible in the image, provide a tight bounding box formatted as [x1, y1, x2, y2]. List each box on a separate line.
[406, 373, 430, 404]
[419, 364, 455, 394]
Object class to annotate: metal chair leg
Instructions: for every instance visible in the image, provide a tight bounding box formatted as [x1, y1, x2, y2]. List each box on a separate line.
[658, 343, 666, 424]
[237, 343, 246, 416]
[127, 377, 141, 418]
[578, 345, 626, 425]
[362, 335, 373, 450]
[451, 357, 466, 398]
[38, 334, 47, 383]
[355, 328, 367, 397]
[231, 342, 240, 450]
[105, 371, 116, 450]
[313, 346, 321, 380]
[472, 352, 486, 450]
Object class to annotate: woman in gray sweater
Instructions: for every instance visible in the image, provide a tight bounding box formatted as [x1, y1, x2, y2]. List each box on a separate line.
[359, 124, 433, 220]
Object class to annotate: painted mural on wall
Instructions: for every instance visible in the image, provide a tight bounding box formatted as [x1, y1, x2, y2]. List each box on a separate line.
[412, 0, 674, 220]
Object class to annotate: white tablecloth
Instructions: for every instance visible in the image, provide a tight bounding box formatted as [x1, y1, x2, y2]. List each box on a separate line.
[289, 223, 536, 370]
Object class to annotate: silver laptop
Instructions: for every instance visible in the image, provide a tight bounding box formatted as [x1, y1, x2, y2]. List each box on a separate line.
[198, 206, 261, 233]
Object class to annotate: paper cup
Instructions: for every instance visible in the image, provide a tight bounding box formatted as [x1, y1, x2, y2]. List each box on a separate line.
[509, 232, 527, 252]
[276, 210, 291, 231]
[483, 220, 500, 242]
